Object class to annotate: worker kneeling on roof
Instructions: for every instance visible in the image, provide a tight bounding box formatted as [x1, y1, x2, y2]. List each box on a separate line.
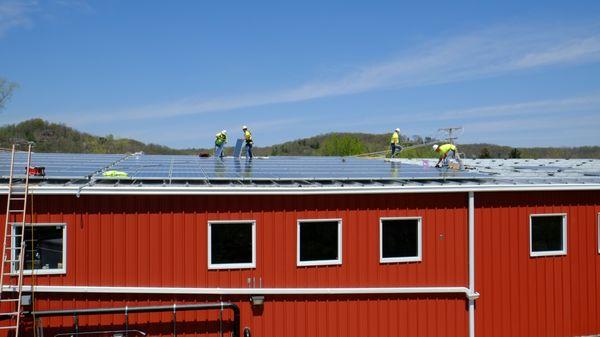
[433, 143, 457, 168]
[215, 130, 227, 158]
[390, 128, 402, 158]
[242, 125, 253, 159]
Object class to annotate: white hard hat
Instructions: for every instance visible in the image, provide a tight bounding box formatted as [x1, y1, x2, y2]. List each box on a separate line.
[432, 144, 439, 151]
[222, 130, 227, 134]
[395, 128, 400, 132]
[242, 125, 247, 130]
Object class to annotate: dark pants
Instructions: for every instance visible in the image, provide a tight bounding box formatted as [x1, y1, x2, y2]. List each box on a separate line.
[246, 142, 253, 158]
[215, 144, 224, 158]
[390, 143, 401, 157]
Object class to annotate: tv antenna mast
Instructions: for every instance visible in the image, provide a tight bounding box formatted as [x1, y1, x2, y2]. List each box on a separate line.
[438, 126, 463, 144]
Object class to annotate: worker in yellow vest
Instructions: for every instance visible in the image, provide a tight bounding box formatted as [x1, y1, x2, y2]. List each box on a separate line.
[390, 128, 402, 157]
[214, 130, 227, 158]
[242, 125, 253, 159]
[433, 143, 457, 167]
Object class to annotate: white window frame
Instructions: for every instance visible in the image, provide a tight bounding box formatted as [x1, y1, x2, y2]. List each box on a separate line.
[529, 213, 567, 257]
[597, 213, 600, 255]
[208, 220, 256, 270]
[297, 218, 342, 267]
[11, 222, 67, 275]
[379, 217, 423, 263]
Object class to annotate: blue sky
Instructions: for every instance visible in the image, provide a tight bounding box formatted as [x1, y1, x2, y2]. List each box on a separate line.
[1, 0, 600, 148]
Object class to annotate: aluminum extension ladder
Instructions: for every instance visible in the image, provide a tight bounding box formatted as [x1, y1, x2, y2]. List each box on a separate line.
[0, 143, 33, 335]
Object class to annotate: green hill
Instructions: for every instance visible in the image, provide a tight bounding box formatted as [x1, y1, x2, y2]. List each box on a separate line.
[1, 119, 599, 159]
[0, 119, 194, 154]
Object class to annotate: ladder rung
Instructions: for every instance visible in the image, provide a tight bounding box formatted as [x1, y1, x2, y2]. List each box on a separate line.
[0, 298, 19, 303]
[8, 210, 24, 212]
[0, 326, 18, 330]
[3, 259, 20, 263]
[5, 247, 22, 250]
[9, 198, 25, 201]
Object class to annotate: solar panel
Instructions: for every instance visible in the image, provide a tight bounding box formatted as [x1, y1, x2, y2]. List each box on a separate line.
[0, 152, 126, 179]
[0, 152, 492, 182]
[232, 139, 244, 158]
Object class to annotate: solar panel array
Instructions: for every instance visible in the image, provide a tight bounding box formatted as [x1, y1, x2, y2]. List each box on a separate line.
[0, 152, 126, 180]
[0, 152, 491, 182]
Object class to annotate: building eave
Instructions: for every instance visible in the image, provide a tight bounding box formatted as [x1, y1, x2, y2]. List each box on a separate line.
[0, 183, 598, 196]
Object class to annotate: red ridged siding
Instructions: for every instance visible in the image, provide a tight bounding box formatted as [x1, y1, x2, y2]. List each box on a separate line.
[476, 191, 600, 337]
[2, 193, 469, 337]
[0, 190, 598, 337]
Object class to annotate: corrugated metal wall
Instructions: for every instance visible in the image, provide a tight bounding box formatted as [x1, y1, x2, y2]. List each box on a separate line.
[475, 191, 600, 337]
[1, 193, 469, 337]
[0, 190, 598, 337]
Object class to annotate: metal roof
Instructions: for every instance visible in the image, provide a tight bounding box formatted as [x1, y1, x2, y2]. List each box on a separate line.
[0, 152, 599, 194]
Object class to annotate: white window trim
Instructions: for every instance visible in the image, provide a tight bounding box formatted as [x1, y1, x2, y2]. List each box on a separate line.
[207, 220, 256, 270]
[11, 223, 67, 276]
[529, 213, 567, 257]
[597, 213, 600, 255]
[297, 218, 342, 267]
[379, 217, 423, 263]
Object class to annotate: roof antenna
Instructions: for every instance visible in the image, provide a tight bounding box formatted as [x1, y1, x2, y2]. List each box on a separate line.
[438, 126, 463, 144]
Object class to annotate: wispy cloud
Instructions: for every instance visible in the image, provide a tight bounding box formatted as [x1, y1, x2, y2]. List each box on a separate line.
[330, 92, 600, 130]
[430, 94, 600, 121]
[67, 22, 600, 124]
[53, 0, 93, 13]
[0, 0, 37, 37]
[66, 91, 600, 148]
[0, 0, 93, 38]
[417, 94, 600, 146]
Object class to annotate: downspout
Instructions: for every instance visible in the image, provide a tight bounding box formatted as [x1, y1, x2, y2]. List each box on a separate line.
[468, 191, 478, 337]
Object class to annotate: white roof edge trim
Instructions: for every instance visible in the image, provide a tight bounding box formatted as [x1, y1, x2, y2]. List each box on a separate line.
[0, 184, 598, 195]
[5, 285, 478, 299]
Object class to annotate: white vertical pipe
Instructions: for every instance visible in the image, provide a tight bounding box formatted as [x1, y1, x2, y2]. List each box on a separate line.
[468, 191, 476, 337]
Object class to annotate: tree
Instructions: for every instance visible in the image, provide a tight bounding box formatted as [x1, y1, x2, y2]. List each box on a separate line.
[509, 148, 522, 159]
[479, 148, 491, 159]
[0, 78, 18, 111]
[411, 135, 424, 144]
[319, 134, 366, 156]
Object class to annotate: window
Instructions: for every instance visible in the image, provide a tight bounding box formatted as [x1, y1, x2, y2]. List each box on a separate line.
[297, 219, 342, 266]
[208, 220, 256, 269]
[380, 217, 422, 263]
[530, 214, 567, 257]
[12, 223, 66, 275]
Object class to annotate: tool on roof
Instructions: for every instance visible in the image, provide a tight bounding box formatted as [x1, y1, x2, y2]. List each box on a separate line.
[27, 166, 45, 177]
[102, 170, 128, 177]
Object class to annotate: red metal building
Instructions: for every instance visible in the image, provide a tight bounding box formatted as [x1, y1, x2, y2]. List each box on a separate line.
[1, 154, 599, 337]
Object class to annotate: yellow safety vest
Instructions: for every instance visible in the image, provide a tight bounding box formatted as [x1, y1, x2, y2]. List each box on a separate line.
[215, 133, 227, 146]
[439, 143, 457, 155]
[244, 130, 252, 143]
[390, 132, 399, 144]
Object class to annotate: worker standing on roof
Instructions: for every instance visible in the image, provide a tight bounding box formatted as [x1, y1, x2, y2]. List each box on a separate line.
[433, 143, 457, 168]
[390, 128, 402, 158]
[215, 130, 227, 158]
[242, 125, 253, 159]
